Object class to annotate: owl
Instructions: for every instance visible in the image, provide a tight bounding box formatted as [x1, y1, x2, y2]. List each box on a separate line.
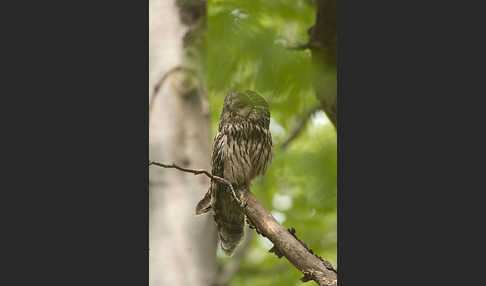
[196, 90, 273, 256]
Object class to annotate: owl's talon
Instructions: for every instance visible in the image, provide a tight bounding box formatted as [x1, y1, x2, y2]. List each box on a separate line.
[220, 178, 241, 204]
[246, 217, 256, 229]
[239, 196, 247, 209]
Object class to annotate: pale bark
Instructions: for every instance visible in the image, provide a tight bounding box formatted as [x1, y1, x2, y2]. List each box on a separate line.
[149, 0, 217, 285]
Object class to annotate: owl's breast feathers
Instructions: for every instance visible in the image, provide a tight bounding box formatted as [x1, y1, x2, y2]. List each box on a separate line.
[218, 121, 272, 185]
[207, 119, 272, 256]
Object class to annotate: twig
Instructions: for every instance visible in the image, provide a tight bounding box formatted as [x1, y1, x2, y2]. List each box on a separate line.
[280, 104, 321, 150]
[149, 66, 197, 115]
[148, 161, 240, 204]
[286, 42, 311, 51]
[149, 161, 337, 286]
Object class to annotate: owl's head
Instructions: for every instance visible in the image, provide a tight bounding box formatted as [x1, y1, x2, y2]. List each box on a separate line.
[221, 90, 270, 128]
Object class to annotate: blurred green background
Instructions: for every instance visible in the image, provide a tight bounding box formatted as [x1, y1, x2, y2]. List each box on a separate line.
[205, 0, 336, 285]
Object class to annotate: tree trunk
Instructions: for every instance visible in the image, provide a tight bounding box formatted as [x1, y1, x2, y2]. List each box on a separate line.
[310, 0, 337, 128]
[149, 0, 217, 285]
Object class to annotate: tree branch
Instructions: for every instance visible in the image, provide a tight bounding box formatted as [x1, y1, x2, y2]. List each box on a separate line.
[243, 193, 337, 286]
[148, 161, 240, 203]
[149, 161, 337, 286]
[286, 42, 311, 51]
[280, 104, 322, 150]
[149, 66, 198, 116]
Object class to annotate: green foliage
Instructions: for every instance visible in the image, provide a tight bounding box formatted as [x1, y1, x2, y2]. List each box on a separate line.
[206, 1, 336, 285]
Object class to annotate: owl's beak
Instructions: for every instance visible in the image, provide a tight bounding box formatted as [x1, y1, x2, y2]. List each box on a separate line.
[236, 106, 254, 119]
[245, 106, 255, 119]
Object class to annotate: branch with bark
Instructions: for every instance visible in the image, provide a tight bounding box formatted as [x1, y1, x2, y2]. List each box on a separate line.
[149, 161, 338, 286]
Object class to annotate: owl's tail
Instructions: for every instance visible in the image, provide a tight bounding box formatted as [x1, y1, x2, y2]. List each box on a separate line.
[218, 214, 244, 256]
[216, 186, 246, 256]
[196, 184, 246, 256]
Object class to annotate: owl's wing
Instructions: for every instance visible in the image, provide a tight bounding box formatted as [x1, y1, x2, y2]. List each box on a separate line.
[195, 132, 225, 215]
[195, 188, 212, 215]
[211, 132, 225, 177]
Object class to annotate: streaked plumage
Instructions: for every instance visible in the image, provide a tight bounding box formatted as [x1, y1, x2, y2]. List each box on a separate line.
[196, 90, 273, 255]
